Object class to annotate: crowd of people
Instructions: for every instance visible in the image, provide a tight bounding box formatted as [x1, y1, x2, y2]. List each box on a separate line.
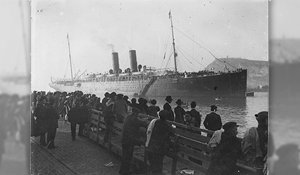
[29, 90, 298, 175]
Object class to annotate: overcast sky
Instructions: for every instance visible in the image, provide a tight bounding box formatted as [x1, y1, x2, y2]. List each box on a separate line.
[30, 0, 270, 91]
[2, 0, 299, 91]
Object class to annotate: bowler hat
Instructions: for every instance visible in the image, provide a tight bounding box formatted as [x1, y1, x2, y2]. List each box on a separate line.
[210, 105, 217, 111]
[223, 122, 239, 131]
[165, 96, 173, 102]
[150, 99, 157, 105]
[176, 99, 183, 105]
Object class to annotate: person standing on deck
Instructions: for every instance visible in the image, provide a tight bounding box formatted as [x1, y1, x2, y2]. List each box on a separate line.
[204, 105, 222, 132]
[45, 98, 60, 149]
[34, 96, 48, 146]
[163, 96, 174, 121]
[103, 92, 116, 143]
[138, 98, 148, 114]
[174, 99, 185, 124]
[146, 110, 174, 174]
[113, 94, 128, 122]
[190, 101, 201, 128]
[68, 98, 89, 141]
[147, 99, 160, 118]
[102, 92, 110, 109]
[119, 108, 148, 175]
[130, 98, 139, 109]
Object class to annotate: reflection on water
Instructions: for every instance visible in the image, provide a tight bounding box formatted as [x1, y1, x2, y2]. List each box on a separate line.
[153, 92, 268, 137]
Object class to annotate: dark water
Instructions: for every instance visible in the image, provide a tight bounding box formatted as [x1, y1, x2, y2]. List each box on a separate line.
[153, 92, 268, 137]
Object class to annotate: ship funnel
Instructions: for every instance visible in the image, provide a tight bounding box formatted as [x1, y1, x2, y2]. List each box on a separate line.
[129, 50, 138, 72]
[112, 52, 120, 75]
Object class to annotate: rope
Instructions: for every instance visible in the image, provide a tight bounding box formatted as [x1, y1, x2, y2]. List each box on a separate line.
[174, 27, 238, 70]
[176, 47, 206, 69]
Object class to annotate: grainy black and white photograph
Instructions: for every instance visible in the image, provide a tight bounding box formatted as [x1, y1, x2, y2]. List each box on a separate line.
[30, 0, 269, 175]
[2, 0, 299, 175]
[30, 0, 269, 174]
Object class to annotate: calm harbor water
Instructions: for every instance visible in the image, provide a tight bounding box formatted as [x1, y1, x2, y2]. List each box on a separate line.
[153, 92, 268, 137]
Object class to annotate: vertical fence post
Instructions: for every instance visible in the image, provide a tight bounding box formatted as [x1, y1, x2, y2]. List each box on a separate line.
[171, 156, 178, 175]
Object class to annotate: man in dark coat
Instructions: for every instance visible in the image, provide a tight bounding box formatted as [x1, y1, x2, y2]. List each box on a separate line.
[119, 108, 148, 175]
[68, 98, 89, 141]
[190, 101, 201, 128]
[163, 95, 174, 121]
[174, 99, 185, 124]
[34, 96, 48, 146]
[204, 105, 222, 132]
[146, 110, 174, 174]
[45, 98, 60, 149]
[207, 122, 241, 175]
[147, 99, 160, 118]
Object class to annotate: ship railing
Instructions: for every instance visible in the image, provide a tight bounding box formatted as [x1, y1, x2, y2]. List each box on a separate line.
[83, 109, 258, 175]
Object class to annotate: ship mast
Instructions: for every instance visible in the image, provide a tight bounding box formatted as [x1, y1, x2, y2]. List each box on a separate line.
[67, 34, 74, 81]
[169, 11, 178, 73]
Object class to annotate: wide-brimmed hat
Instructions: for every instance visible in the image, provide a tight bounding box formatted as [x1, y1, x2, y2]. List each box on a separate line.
[223, 122, 240, 131]
[255, 111, 268, 121]
[176, 99, 183, 105]
[165, 96, 173, 102]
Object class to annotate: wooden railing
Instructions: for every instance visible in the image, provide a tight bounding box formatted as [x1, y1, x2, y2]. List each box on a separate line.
[83, 109, 258, 175]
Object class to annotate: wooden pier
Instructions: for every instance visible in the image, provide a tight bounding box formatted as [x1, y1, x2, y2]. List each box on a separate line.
[83, 109, 258, 175]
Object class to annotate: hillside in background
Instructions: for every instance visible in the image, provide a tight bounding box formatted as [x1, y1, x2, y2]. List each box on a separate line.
[205, 58, 268, 91]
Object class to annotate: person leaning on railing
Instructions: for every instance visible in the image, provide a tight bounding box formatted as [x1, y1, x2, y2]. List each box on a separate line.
[207, 122, 242, 175]
[145, 110, 175, 174]
[242, 111, 269, 173]
[119, 107, 148, 175]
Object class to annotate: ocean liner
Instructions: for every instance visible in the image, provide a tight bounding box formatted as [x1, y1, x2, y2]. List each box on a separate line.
[49, 12, 247, 99]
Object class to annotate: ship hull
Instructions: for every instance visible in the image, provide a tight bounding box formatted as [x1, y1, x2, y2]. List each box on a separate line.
[50, 70, 247, 99]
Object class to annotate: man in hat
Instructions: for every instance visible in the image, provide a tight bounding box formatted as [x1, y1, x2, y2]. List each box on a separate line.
[146, 110, 174, 174]
[34, 96, 48, 146]
[101, 92, 110, 110]
[163, 96, 174, 121]
[207, 121, 241, 175]
[113, 94, 128, 122]
[45, 97, 60, 149]
[204, 105, 222, 132]
[119, 107, 148, 175]
[148, 99, 160, 118]
[242, 111, 269, 169]
[68, 98, 89, 141]
[189, 101, 201, 128]
[174, 99, 185, 124]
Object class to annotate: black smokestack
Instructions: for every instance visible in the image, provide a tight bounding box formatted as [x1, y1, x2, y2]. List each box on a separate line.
[129, 50, 138, 72]
[112, 52, 120, 75]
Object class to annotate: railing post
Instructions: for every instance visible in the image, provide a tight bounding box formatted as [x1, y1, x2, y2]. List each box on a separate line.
[171, 156, 178, 175]
[171, 135, 179, 175]
[96, 111, 100, 143]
